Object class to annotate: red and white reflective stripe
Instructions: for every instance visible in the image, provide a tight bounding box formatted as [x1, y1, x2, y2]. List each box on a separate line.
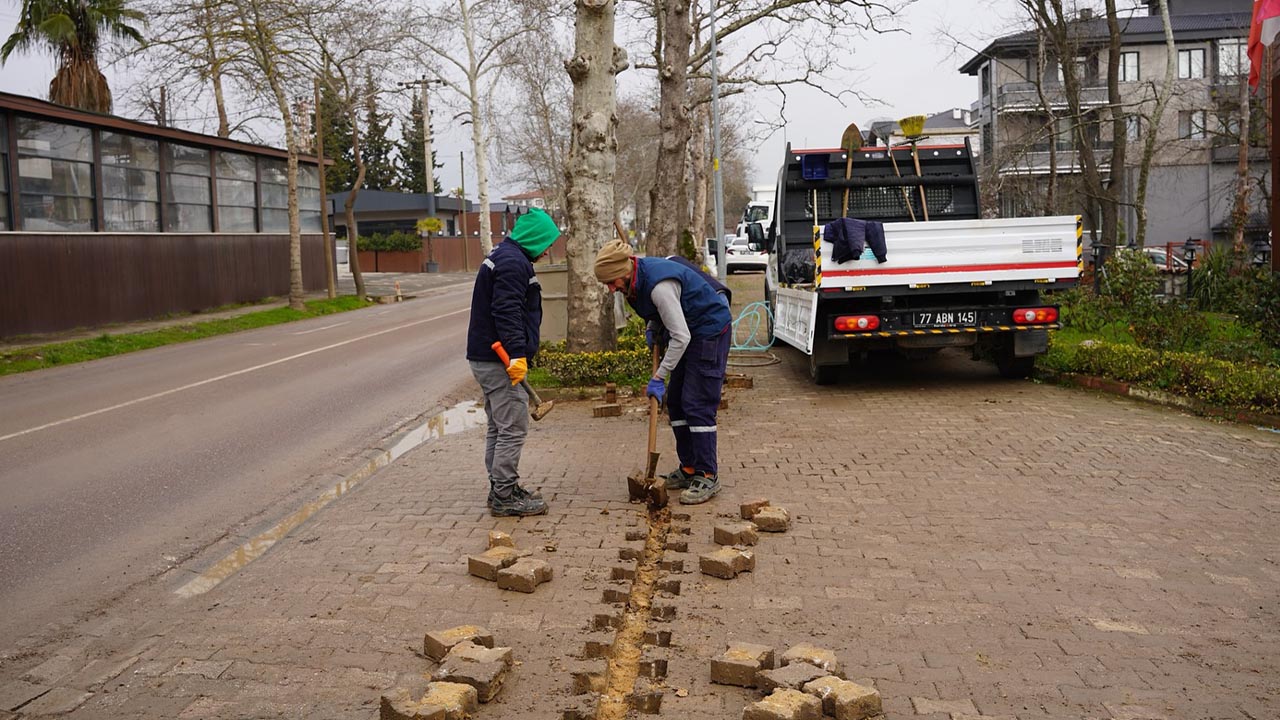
[824, 260, 1078, 278]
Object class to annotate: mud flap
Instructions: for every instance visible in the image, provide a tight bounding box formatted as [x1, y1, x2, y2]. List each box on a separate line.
[1014, 329, 1049, 357]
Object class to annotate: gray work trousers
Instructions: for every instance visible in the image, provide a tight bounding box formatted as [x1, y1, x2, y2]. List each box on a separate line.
[469, 360, 528, 496]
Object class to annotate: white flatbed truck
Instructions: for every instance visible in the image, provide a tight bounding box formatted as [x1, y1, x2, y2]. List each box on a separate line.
[759, 140, 1081, 384]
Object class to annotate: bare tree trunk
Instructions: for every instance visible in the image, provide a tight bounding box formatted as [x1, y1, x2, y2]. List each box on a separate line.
[648, 0, 692, 258]
[345, 115, 368, 299]
[564, 0, 626, 352]
[1034, 32, 1057, 214]
[201, 0, 230, 138]
[1134, 0, 1174, 248]
[459, 0, 494, 255]
[1232, 73, 1252, 253]
[689, 103, 709, 253]
[1102, 0, 1126, 247]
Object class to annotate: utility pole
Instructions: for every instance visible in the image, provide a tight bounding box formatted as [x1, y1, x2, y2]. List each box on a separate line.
[396, 76, 438, 218]
[708, 0, 727, 282]
[314, 77, 336, 298]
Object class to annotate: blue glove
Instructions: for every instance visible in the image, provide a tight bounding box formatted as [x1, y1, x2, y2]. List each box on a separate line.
[646, 377, 665, 403]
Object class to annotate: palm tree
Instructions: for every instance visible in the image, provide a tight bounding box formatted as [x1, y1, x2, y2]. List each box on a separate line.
[1, 0, 144, 113]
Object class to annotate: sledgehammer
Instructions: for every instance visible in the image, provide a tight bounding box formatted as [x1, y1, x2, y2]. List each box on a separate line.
[491, 341, 555, 421]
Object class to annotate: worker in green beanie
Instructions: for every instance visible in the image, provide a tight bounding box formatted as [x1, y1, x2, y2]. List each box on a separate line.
[466, 207, 561, 516]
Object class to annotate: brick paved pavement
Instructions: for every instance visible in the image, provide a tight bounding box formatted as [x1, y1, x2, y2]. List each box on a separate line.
[1, 337, 1277, 718]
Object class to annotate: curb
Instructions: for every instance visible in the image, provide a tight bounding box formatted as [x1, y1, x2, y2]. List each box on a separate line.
[1037, 369, 1280, 431]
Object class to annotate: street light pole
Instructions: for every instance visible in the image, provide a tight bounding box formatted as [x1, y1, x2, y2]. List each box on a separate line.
[397, 76, 438, 219]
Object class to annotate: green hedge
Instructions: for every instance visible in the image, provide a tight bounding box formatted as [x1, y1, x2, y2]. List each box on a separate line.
[531, 316, 650, 387]
[1043, 338, 1280, 412]
[355, 231, 422, 252]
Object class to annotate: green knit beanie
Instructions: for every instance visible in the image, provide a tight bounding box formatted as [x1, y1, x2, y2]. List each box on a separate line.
[509, 208, 560, 258]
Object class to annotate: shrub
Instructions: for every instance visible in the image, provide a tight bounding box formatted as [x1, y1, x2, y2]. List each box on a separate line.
[1240, 269, 1280, 349]
[1100, 247, 1160, 317]
[1128, 299, 1209, 354]
[535, 347, 650, 386]
[1044, 338, 1280, 412]
[356, 231, 422, 252]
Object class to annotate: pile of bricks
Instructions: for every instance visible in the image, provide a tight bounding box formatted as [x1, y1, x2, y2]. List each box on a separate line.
[381, 625, 517, 719]
[699, 498, 790, 580]
[593, 382, 622, 418]
[710, 641, 882, 720]
[466, 530, 553, 593]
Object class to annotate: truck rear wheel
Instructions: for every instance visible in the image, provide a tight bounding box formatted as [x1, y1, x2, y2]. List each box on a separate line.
[995, 349, 1036, 379]
[809, 352, 840, 385]
[764, 280, 776, 341]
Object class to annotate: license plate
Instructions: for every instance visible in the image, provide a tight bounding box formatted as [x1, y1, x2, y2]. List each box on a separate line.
[913, 311, 977, 328]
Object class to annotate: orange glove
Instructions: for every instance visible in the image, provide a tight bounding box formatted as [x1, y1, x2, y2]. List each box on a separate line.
[505, 357, 528, 385]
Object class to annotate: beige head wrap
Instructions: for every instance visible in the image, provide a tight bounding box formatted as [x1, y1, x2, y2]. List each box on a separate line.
[593, 239, 635, 283]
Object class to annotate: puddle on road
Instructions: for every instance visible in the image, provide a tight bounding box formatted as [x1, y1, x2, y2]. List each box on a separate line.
[176, 401, 485, 598]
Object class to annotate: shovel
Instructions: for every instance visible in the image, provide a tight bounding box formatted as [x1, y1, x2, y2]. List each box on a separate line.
[491, 341, 555, 421]
[627, 345, 668, 509]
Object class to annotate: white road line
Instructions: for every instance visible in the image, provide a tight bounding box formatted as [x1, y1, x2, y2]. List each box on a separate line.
[0, 307, 469, 444]
[292, 321, 350, 335]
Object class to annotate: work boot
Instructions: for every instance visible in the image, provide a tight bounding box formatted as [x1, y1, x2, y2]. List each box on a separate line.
[662, 466, 696, 490]
[679, 474, 721, 505]
[489, 480, 542, 500]
[489, 490, 549, 517]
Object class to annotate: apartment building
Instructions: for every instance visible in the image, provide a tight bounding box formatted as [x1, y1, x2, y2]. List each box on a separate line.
[961, 0, 1267, 248]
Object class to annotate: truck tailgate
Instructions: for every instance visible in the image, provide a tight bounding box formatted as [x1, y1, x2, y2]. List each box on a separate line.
[818, 215, 1081, 290]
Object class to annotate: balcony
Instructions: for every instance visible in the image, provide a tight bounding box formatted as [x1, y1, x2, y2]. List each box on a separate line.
[997, 141, 1113, 176]
[997, 82, 1110, 112]
[1210, 144, 1270, 163]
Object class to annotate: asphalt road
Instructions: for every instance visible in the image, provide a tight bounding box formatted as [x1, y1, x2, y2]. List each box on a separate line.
[0, 282, 475, 646]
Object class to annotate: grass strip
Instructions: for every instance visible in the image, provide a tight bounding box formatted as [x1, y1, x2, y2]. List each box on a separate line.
[1, 296, 370, 376]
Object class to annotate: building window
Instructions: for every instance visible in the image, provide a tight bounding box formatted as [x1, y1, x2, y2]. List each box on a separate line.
[1178, 48, 1205, 79]
[259, 157, 288, 231]
[216, 151, 257, 232]
[1218, 39, 1246, 78]
[15, 117, 95, 231]
[298, 163, 322, 232]
[1126, 116, 1141, 142]
[0, 116, 9, 231]
[165, 143, 212, 232]
[981, 64, 991, 97]
[100, 132, 159, 232]
[1119, 52, 1139, 82]
[1179, 110, 1207, 139]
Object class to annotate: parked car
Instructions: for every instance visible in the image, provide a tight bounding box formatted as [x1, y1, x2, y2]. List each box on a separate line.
[725, 236, 767, 273]
[1142, 247, 1189, 272]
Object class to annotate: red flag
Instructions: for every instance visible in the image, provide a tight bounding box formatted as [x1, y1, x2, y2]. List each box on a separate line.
[1248, 0, 1280, 90]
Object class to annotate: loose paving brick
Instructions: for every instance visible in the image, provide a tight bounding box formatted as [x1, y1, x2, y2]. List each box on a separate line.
[742, 688, 824, 720]
[431, 658, 507, 703]
[757, 662, 828, 692]
[380, 682, 479, 720]
[593, 403, 622, 418]
[740, 498, 771, 520]
[442, 640, 512, 667]
[423, 626, 494, 663]
[713, 521, 759, 546]
[466, 547, 519, 581]
[802, 676, 882, 720]
[780, 643, 841, 675]
[710, 642, 775, 687]
[910, 697, 978, 715]
[495, 558, 552, 593]
[699, 547, 755, 579]
[752, 506, 791, 532]
[486, 531, 514, 549]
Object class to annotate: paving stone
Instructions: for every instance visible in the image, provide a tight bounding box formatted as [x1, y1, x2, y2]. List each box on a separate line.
[443, 640, 513, 667]
[14, 687, 93, 715]
[802, 676, 882, 720]
[431, 658, 508, 703]
[423, 626, 495, 662]
[753, 506, 791, 532]
[380, 682, 479, 720]
[496, 558, 553, 593]
[742, 688, 823, 720]
[593, 403, 622, 418]
[910, 697, 979, 715]
[725, 374, 754, 389]
[710, 642, 775, 687]
[713, 521, 759, 546]
[780, 643, 841, 675]
[486, 531, 514, 549]
[0, 680, 50, 712]
[757, 662, 828, 693]
[699, 547, 755, 579]
[466, 546, 520, 581]
[740, 498, 771, 519]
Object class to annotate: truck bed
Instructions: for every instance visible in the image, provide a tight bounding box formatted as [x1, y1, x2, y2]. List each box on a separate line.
[815, 215, 1082, 292]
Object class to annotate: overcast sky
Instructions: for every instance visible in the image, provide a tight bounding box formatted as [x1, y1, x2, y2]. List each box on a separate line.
[0, 0, 1145, 198]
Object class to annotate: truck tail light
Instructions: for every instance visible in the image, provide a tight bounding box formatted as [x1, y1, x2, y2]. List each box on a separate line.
[1013, 307, 1059, 324]
[834, 315, 880, 332]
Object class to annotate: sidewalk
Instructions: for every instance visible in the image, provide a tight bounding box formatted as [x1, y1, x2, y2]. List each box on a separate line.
[0, 267, 471, 352]
[0, 342, 1275, 718]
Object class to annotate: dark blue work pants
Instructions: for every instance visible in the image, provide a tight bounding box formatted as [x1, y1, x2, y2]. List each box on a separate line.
[666, 325, 731, 476]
